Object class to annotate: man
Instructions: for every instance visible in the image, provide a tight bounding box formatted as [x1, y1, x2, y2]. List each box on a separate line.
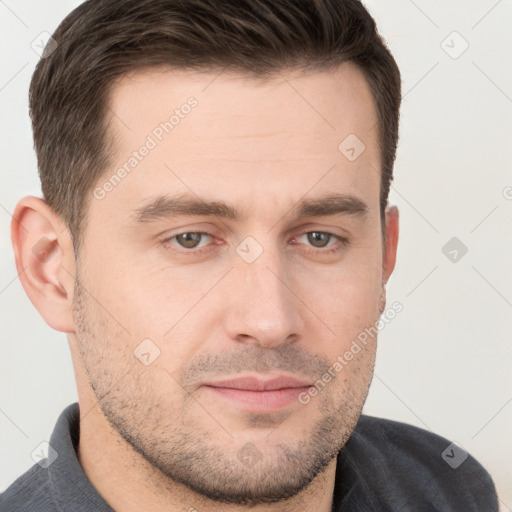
[1, 0, 498, 510]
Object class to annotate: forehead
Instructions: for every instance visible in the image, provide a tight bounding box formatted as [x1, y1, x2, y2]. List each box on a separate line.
[107, 63, 378, 153]
[91, 64, 380, 230]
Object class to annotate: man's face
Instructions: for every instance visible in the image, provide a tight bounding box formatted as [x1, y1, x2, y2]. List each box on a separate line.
[71, 63, 390, 504]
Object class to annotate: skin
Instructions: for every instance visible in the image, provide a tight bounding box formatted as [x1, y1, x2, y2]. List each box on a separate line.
[12, 62, 398, 512]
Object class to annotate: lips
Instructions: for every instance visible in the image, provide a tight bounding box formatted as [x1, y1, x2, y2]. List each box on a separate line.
[201, 375, 312, 412]
[204, 376, 312, 391]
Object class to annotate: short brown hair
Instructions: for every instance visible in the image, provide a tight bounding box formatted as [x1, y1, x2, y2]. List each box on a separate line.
[29, 0, 401, 256]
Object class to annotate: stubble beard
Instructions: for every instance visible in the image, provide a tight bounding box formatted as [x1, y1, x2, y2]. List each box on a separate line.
[71, 273, 375, 506]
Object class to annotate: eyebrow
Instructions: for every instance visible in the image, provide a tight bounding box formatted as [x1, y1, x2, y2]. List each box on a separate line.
[130, 192, 369, 224]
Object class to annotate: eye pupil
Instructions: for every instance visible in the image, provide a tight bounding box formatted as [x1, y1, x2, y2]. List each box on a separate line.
[307, 232, 329, 248]
[177, 233, 202, 249]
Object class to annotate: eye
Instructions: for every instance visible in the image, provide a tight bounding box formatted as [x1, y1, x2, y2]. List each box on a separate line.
[161, 230, 349, 257]
[164, 232, 213, 250]
[292, 231, 349, 254]
[304, 232, 333, 248]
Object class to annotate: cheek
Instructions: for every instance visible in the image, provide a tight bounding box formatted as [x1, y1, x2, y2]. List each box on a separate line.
[72, 288, 135, 391]
[76, 249, 225, 384]
[301, 261, 382, 339]
[73, 287, 183, 410]
[79, 256, 168, 338]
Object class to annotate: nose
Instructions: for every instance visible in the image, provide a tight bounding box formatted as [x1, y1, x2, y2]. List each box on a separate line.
[223, 242, 305, 349]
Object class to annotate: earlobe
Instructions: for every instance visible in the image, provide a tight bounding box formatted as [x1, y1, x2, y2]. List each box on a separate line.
[11, 196, 77, 333]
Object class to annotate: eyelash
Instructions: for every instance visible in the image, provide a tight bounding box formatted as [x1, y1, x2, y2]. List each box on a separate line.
[161, 231, 349, 256]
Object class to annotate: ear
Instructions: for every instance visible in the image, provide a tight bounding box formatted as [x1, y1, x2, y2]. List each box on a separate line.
[11, 196, 77, 332]
[379, 205, 399, 313]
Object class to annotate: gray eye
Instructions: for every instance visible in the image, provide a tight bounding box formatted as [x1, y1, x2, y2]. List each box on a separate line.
[307, 232, 331, 248]
[175, 232, 204, 249]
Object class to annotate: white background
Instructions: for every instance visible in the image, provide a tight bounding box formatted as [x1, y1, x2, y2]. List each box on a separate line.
[1, 0, 511, 508]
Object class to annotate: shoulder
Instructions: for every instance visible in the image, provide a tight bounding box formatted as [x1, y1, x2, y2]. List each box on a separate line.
[0, 463, 57, 512]
[0, 403, 100, 512]
[340, 415, 499, 511]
